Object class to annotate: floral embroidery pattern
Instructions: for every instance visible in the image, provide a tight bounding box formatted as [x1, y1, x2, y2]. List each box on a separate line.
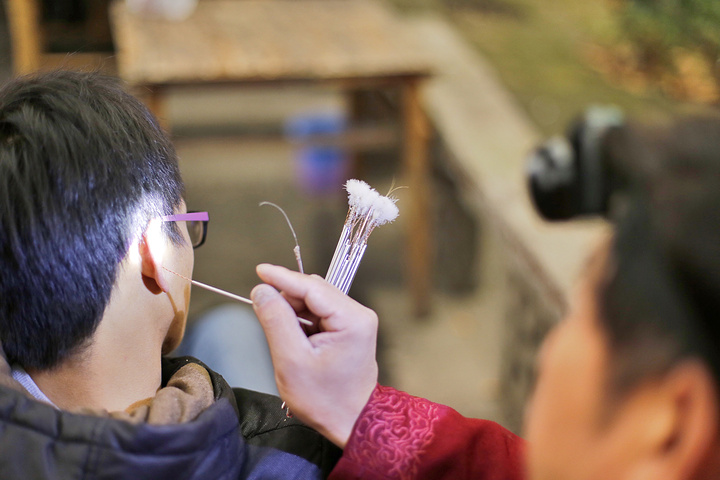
[347, 385, 439, 479]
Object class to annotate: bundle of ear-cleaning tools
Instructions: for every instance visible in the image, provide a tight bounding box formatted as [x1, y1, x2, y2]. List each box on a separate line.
[325, 179, 399, 294]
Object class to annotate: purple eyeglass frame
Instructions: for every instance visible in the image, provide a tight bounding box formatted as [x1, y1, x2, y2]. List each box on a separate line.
[161, 212, 209, 222]
[160, 211, 209, 248]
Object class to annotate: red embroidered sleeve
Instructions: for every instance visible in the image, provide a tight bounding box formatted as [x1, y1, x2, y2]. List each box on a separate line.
[330, 385, 525, 480]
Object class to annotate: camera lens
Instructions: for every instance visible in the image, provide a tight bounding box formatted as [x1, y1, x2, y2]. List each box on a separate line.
[527, 106, 624, 221]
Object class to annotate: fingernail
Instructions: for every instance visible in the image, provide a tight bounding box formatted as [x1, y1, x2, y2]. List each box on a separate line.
[256, 263, 278, 277]
[251, 284, 275, 306]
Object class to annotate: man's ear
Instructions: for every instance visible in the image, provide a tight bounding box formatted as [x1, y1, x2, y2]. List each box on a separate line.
[139, 219, 171, 294]
[628, 359, 719, 480]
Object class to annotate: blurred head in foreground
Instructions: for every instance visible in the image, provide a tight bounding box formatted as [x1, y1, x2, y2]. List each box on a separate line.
[526, 114, 720, 480]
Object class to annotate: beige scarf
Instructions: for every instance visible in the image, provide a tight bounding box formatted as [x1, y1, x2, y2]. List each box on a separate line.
[0, 345, 215, 425]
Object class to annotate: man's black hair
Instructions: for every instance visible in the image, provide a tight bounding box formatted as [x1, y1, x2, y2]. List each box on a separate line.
[0, 70, 184, 370]
[597, 116, 720, 393]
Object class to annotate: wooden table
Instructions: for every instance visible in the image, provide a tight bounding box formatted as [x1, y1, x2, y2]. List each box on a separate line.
[110, 0, 433, 315]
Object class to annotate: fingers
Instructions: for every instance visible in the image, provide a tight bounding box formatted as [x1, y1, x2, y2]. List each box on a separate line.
[250, 283, 310, 364]
[252, 263, 380, 448]
[256, 263, 315, 292]
[256, 263, 379, 336]
[256, 263, 349, 320]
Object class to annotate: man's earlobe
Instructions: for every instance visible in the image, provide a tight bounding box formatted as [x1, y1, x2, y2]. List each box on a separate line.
[670, 361, 720, 479]
[140, 219, 171, 294]
[645, 360, 719, 480]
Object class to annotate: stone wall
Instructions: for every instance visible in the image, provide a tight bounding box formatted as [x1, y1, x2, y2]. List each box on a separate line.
[497, 223, 567, 433]
[412, 14, 606, 432]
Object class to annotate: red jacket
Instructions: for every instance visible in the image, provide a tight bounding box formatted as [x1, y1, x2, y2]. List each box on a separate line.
[330, 385, 525, 480]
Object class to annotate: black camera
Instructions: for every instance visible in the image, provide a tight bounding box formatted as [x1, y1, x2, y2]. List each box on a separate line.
[526, 106, 625, 221]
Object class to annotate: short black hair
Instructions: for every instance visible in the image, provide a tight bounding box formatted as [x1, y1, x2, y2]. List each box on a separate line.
[597, 115, 720, 394]
[0, 70, 184, 370]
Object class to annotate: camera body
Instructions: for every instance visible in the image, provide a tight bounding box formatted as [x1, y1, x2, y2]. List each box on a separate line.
[527, 106, 625, 221]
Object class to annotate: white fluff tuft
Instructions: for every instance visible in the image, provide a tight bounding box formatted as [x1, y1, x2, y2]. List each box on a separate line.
[345, 179, 367, 206]
[345, 179, 378, 215]
[345, 179, 399, 223]
[372, 195, 400, 225]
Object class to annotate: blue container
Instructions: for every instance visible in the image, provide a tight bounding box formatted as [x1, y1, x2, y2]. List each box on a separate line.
[285, 112, 349, 194]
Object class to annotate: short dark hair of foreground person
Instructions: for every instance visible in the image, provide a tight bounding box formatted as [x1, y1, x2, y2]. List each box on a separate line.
[0, 70, 184, 369]
[599, 116, 720, 398]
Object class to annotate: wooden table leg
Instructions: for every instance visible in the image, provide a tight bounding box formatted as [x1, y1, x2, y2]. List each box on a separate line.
[402, 79, 432, 316]
[346, 88, 365, 180]
[6, 0, 42, 74]
[142, 85, 169, 132]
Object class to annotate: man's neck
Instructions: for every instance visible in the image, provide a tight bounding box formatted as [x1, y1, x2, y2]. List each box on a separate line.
[27, 256, 176, 413]
[27, 345, 163, 412]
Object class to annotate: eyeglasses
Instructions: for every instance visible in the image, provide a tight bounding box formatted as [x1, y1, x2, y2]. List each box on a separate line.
[161, 211, 209, 248]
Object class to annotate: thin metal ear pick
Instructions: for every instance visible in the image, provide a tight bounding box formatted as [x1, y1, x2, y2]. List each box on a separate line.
[260, 201, 304, 274]
[325, 179, 400, 294]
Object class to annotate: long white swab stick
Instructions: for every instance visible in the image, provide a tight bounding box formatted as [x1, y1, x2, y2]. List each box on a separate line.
[162, 266, 313, 326]
[190, 278, 253, 304]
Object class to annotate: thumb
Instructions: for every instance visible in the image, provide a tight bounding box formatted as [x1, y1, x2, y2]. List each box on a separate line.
[251, 284, 309, 364]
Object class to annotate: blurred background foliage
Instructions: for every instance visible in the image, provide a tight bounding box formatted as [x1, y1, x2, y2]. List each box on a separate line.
[387, 0, 719, 135]
[616, 0, 720, 102]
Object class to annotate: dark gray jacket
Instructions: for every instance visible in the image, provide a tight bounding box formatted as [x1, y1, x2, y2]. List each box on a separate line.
[0, 356, 341, 479]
